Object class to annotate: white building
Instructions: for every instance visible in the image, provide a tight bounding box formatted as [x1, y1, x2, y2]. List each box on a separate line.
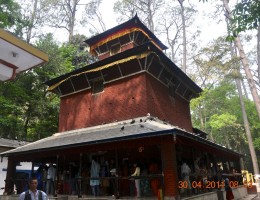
[0, 139, 30, 195]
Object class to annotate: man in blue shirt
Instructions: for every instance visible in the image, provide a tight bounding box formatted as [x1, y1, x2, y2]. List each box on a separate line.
[19, 176, 48, 200]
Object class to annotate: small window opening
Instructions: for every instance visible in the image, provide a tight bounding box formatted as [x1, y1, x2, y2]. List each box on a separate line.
[92, 79, 104, 94]
[110, 43, 121, 55]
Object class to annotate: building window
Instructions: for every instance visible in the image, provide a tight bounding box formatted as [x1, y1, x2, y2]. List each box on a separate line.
[110, 43, 121, 55]
[92, 79, 104, 94]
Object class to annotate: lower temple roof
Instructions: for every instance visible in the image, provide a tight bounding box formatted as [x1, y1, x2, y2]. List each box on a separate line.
[1, 116, 242, 158]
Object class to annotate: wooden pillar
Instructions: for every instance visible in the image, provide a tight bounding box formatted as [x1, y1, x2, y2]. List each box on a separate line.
[161, 138, 179, 200]
[54, 155, 59, 197]
[240, 157, 245, 170]
[5, 158, 16, 195]
[115, 148, 119, 197]
[31, 162, 35, 177]
[78, 153, 82, 198]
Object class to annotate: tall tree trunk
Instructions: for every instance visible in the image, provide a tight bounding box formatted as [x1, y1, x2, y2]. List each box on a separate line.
[257, 25, 260, 82]
[242, 79, 249, 99]
[26, 0, 38, 43]
[146, 0, 154, 33]
[68, 0, 78, 42]
[235, 77, 258, 173]
[199, 104, 204, 129]
[178, 0, 187, 73]
[229, 40, 259, 174]
[223, 0, 260, 121]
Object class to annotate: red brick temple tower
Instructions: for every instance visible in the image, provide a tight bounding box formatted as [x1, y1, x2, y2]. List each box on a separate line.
[47, 15, 202, 133]
[2, 15, 243, 200]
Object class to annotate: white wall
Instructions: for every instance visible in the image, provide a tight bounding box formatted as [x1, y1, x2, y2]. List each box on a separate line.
[0, 159, 32, 195]
[0, 157, 8, 195]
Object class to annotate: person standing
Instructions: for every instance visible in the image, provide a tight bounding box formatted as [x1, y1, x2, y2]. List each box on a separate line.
[19, 176, 48, 200]
[131, 162, 141, 198]
[42, 165, 48, 192]
[225, 177, 234, 200]
[110, 168, 119, 199]
[90, 156, 100, 196]
[46, 163, 56, 195]
[181, 161, 191, 195]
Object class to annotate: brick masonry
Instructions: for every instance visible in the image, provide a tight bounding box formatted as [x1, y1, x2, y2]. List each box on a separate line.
[57, 72, 192, 198]
[58, 72, 193, 133]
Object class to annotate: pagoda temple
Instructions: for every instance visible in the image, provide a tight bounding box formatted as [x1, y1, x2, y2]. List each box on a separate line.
[1, 15, 245, 200]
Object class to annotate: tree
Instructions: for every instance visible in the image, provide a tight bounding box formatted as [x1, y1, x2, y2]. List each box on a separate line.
[19, 0, 54, 43]
[232, 1, 260, 105]
[191, 81, 248, 154]
[191, 37, 233, 88]
[230, 41, 259, 173]
[81, 0, 107, 34]
[209, 113, 243, 149]
[114, 0, 164, 33]
[70, 34, 98, 68]
[0, 0, 20, 28]
[113, 0, 137, 22]
[44, 0, 82, 42]
[178, 0, 187, 73]
[232, 0, 260, 35]
[0, 0, 26, 35]
[0, 34, 73, 141]
[157, 2, 197, 70]
[157, 6, 182, 63]
[258, 26, 260, 81]
[223, 0, 260, 123]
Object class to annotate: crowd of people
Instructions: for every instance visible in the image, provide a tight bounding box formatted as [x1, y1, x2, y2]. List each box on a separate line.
[29, 157, 162, 198]
[178, 157, 242, 200]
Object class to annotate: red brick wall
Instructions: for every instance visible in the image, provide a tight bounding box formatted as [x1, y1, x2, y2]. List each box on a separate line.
[59, 73, 148, 132]
[146, 75, 193, 132]
[58, 73, 193, 132]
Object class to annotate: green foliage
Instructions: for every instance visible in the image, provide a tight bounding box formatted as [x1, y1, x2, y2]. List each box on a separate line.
[209, 113, 237, 130]
[191, 80, 253, 153]
[0, 0, 21, 28]
[0, 0, 29, 36]
[254, 138, 260, 150]
[0, 31, 95, 141]
[232, 0, 260, 34]
[68, 34, 97, 69]
[0, 33, 74, 141]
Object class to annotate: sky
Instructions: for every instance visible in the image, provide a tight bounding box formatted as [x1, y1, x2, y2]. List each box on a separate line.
[49, 0, 255, 62]
[52, 0, 229, 46]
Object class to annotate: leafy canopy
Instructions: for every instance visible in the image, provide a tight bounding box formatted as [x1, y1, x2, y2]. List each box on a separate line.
[233, 0, 260, 34]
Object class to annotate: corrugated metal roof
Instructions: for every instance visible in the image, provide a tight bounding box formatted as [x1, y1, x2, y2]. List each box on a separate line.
[1, 116, 242, 157]
[0, 138, 27, 148]
[1, 117, 174, 156]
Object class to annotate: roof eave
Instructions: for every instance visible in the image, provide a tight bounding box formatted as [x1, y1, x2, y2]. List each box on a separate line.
[1, 127, 242, 158]
[0, 29, 49, 63]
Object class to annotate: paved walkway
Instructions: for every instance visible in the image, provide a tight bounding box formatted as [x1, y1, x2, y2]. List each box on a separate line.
[239, 194, 259, 200]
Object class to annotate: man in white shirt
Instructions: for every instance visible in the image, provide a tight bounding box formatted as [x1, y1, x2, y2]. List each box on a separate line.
[46, 163, 56, 195]
[90, 157, 100, 196]
[19, 177, 48, 200]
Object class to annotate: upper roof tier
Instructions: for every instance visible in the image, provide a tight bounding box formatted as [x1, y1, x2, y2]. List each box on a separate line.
[84, 15, 168, 58]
